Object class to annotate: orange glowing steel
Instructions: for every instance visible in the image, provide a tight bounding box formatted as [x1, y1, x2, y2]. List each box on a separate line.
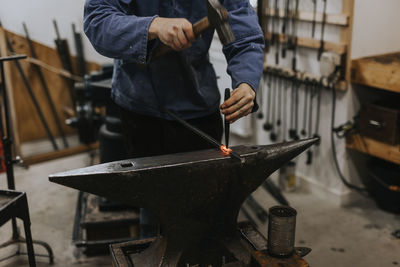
[220, 145, 232, 155]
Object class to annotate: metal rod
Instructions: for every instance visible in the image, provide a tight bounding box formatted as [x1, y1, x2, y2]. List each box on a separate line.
[291, 0, 299, 71]
[52, 19, 61, 40]
[23, 22, 69, 148]
[281, 0, 290, 58]
[257, 73, 264, 119]
[274, 0, 280, 65]
[163, 108, 242, 162]
[311, 0, 317, 38]
[224, 88, 230, 147]
[318, 0, 328, 60]
[3, 32, 59, 150]
[263, 70, 273, 131]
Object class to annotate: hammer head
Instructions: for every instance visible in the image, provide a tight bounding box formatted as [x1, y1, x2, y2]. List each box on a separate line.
[207, 0, 235, 45]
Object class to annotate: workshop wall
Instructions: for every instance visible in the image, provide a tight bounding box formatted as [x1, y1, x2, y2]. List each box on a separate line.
[211, 0, 400, 205]
[0, 0, 111, 64]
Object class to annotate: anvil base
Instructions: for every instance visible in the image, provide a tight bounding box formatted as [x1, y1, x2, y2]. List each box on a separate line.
[110, 222, 309, 267]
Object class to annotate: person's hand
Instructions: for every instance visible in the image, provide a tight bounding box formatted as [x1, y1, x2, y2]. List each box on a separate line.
[148, 17, 195, 51]
[220, 83, 256, 123]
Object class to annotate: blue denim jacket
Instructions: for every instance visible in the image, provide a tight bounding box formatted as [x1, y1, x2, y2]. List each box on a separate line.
[84, 0, 264, 120]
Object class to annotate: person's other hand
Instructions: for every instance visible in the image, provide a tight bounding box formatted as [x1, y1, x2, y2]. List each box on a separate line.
[149, 17, 195, 51]
[220, 83, 256, 123]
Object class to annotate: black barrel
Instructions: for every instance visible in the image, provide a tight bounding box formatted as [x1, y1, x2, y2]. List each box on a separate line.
[267, 206, 297, 257]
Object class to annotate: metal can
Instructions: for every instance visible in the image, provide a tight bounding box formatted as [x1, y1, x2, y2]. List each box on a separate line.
[278, 161, 297, 192]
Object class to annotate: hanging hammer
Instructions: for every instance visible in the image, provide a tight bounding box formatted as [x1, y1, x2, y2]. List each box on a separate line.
[151, 0, 235, 60]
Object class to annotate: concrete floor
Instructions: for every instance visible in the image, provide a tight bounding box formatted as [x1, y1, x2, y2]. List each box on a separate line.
[0, 151, 399, 266]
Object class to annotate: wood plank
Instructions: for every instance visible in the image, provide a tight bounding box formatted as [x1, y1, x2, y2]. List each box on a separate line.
[346, 134, 400, 165]
[263, 64, 348, 91]
[3, 29, 101, 143]
[266, 33, 347, 55]
[0, 27, 22, 156]
[339, 0, 355, 91]
[351, 52, 400, 93]
[22, 142, 99, 166]
[265, 8, 349, 26]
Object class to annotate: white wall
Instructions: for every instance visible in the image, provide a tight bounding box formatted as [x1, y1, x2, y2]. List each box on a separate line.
[0, 0, 111, 64]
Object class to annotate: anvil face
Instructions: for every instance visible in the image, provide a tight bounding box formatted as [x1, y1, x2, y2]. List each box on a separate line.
[50, 138, 317, 266]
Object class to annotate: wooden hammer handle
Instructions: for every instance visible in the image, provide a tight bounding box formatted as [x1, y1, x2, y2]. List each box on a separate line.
[151, 17, 210, 61]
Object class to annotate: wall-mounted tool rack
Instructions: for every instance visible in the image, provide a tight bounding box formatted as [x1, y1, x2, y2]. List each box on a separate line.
[259, 0, 355, 90]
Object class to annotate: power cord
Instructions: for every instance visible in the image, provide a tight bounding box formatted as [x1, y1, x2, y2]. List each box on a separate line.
[328, 69, 369, 197]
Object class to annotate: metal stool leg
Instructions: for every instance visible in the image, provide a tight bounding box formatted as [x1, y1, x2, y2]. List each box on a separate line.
[23, 220, 36, 267]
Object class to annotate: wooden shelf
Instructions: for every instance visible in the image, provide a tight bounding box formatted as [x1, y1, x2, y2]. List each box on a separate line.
[351, 52, 400, 93]
[23, 143, 99, 166]
[346, 134, 400, 165]
[265, 33, 347, 55]
[265, 8, 349, 26]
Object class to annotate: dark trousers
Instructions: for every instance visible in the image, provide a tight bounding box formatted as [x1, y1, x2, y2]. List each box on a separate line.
[120, 109, 223, 158]
[119, 108, 223, 237]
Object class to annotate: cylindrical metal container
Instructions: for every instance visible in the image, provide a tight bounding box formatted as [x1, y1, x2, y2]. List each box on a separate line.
[267, 206, 297, 257]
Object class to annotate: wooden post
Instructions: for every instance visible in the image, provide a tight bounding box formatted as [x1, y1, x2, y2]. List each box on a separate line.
[0, 27, 22, 157]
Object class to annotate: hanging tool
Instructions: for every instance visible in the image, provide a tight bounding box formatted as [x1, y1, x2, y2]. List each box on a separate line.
[318, 0, 328, 60]
[313, 79, 323, 145]
[265, 0, 271, 53]
[311, 0, 317, 38]
[224, 88, 230, 147]
[276, 71, 282, 127]
[23, 23, 69, 149]
[300, 78, 310, 136]
[257, 0, 270, 53]
[289, 76, 300, 140]
[263, 69, 273, 131]
[281, 73, 289, 141]
[53, 19, 76, 106]
[291, 0, 300, 71]
[306, 81, 317, 165]
[293, 77, 301, 140]
[269, 72, 277, 142]
[152, 0, 235, 60]
[281, 0, 290, 58]
[163, 108, 242, 162]
[257, 74, 264, 119]
[72, 23, 87, 77]
[2, 26, 59, 151]
[274, 0, 280, 65]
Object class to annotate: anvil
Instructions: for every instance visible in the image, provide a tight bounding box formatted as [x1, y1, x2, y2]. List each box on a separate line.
[49, 138, 317, 266]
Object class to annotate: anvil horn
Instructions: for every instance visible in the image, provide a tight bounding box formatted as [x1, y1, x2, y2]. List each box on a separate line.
[49, 138, 318, 266]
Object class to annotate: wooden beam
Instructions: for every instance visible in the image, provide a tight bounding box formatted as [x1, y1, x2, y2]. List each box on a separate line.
[266, 33, 347, 55]
[22, 142, 99, 166]
[339, 0, 355, 90]
[0, 27, 22, 157]
[351, 52, 400, 93]
[263, 64, 348, 91]
[265, 8, 349, 26]
[346, 134, 400, 166]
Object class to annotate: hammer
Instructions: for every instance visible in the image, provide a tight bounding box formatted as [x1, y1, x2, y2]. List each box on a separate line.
[151, 0, 235, 60]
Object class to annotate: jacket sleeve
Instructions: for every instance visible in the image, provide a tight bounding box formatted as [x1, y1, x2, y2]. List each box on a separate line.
[222, 0, 265, 93]
[83, 0, 158, 64]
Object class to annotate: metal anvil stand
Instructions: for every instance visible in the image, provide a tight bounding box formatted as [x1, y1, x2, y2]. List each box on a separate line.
[50, 138, 317, 266]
